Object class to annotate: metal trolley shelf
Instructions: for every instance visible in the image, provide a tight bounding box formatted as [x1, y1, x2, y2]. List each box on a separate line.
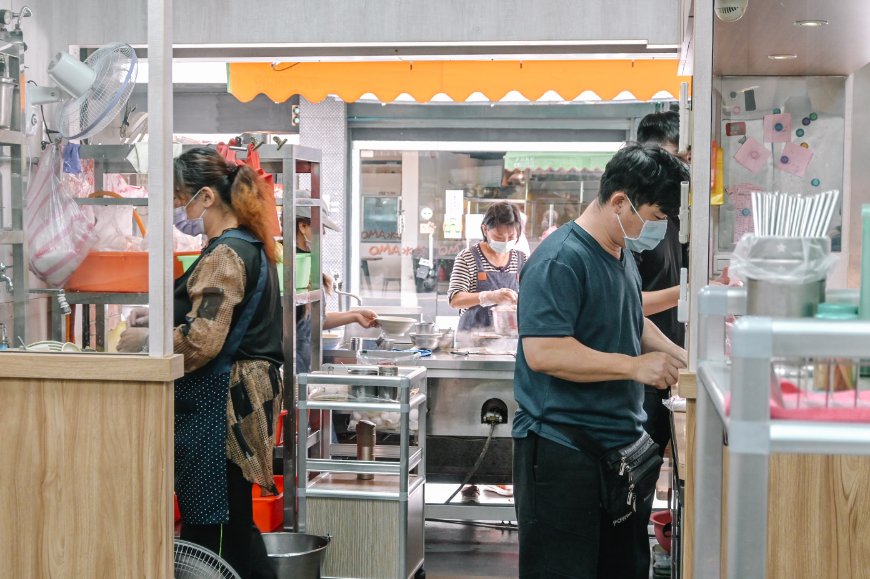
[693, 285, 870, 579]
[297, 364, 427, 579]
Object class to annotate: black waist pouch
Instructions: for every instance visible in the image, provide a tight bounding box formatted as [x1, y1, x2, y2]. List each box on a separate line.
[551, 424, 662, 526]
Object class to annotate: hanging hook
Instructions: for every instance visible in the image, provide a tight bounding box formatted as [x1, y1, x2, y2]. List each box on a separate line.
[272, 136, 288, 150]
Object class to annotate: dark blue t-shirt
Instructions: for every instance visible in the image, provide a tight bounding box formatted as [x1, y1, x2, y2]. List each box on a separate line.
[512, 221, 645, 450]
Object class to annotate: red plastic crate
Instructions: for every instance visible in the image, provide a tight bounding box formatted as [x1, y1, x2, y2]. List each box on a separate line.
[252, 475, 284, 533]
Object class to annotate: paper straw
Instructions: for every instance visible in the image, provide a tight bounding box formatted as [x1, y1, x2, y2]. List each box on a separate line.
[819, 190, 840, 237]
[752, 191, 759, 234]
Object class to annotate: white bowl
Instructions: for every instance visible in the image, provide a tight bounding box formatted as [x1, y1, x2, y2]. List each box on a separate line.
[375, 316, 417, 336]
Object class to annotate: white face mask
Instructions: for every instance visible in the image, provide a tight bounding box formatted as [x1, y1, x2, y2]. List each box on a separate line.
[616, 197, 667, 253]
[488, 239, 516, 254]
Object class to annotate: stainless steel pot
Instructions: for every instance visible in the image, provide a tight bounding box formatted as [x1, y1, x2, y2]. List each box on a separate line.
[262, 532, 330, 579]
[349, 367, 379, 399]
[746, 278, 825, 318]
[411, 321, 437, 334]
[491, 306, 518, 336]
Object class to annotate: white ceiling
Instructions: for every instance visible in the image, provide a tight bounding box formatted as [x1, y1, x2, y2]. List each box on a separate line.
[714, 0, 870, 76]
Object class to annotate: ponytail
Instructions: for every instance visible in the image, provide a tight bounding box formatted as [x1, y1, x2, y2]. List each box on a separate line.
[175, 147, 279, 264]
[229, 164, 279, 264]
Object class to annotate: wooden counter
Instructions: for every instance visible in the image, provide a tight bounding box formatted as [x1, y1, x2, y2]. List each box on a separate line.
[0, 352, 183, 578]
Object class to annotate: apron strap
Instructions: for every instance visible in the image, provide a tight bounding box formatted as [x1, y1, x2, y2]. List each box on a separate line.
[194, 230, 269, 376]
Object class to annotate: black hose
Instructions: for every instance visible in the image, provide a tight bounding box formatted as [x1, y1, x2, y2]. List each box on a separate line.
[443, 422, 497, 505]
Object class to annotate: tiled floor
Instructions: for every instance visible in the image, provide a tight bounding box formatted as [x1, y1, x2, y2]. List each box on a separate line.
[424, 519, 519, 579]
[422, 517, 670, 578]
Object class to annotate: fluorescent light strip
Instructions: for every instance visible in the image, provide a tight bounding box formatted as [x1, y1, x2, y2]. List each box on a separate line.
[794, 19, 828, 27]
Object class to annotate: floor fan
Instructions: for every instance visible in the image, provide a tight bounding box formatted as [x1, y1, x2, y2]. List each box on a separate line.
[174, 539, 242, 579]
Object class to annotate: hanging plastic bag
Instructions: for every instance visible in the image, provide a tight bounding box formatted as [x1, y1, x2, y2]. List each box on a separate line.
[730, 234, 838, 285]
[26, 143, 97, 287]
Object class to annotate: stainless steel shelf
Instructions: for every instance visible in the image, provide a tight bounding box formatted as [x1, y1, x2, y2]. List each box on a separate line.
[294, 290, 321, 305]
[64, 292, 149, 305]
[302, 475, 426, 502]
[74, 197, 149, 206]
[0, 230, 24, 244]
[699, 358, 870, 457]
[306, 448, 423, 476]
[300, 393, 427, 413]
[0, 129, 25, 146]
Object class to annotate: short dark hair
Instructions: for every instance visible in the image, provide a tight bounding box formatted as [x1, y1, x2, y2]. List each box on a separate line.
[598, 143, 689, 217]
[637, 111, 680, 148]
[481, 202, 522, 238]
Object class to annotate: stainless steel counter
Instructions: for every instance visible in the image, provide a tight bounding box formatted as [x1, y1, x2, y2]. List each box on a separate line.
[324, 349, 515, 375]
[321, 349, 517, 504]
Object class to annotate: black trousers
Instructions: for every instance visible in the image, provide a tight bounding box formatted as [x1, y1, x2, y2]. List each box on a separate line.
[180, 461, 276, 579]
[642, 386, 672, 459]
[513, 432, 654, 579]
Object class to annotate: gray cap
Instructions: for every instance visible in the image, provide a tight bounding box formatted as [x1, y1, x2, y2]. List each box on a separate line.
[295, 189, 341, 232]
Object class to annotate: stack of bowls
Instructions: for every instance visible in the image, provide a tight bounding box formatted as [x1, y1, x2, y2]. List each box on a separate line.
[408, 322, 444, 350]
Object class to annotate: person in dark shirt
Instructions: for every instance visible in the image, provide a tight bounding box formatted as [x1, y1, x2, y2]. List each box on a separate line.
[512, 144, 689, 578]
[635, 111, 689, 457]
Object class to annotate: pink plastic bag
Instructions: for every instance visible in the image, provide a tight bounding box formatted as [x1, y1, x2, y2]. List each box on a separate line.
[25, 143, 97, 287]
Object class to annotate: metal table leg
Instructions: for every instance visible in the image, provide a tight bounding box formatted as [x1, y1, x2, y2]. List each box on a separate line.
[726, 453, 769, 579]
[693, 384, 724, 578]
[96, 305, 106, 352]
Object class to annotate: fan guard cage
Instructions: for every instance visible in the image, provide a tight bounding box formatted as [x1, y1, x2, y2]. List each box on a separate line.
[174, 539, 242, 579]
[58, 42, 138, 140]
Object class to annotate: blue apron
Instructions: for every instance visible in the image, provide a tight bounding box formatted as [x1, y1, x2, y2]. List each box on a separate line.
[457, 243, 525, 332]
[175, 229, 268, 525]
[296, 314, 312, 374]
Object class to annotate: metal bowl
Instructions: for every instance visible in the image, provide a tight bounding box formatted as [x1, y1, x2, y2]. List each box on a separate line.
[408, 332, 440, 350]
[437, 330, 455, 350]
[411, 322, 437, 335]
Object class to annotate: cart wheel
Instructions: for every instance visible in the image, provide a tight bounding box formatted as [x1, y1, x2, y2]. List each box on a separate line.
[414, 568, 426, 579]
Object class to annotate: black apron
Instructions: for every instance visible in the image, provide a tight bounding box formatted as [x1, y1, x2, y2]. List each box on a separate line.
[457, 243, 524, 332]
[174, 229, 268, 525]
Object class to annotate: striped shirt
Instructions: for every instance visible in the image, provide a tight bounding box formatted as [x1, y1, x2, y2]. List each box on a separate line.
[448, 244, 524, 314]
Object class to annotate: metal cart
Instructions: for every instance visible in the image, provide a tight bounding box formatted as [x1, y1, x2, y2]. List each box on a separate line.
[693, 285, 870, 578]
[297, 364, 427, 579]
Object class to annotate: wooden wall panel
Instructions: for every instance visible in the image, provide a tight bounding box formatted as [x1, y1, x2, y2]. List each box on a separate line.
[0, 375, 173, 578]
[768, 455, 870, 579]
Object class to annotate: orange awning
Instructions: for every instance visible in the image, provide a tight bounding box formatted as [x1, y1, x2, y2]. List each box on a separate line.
[228, 60, 691, 104]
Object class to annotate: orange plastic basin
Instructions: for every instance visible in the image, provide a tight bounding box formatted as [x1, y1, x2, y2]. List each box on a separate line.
[65, 251, 197, 292]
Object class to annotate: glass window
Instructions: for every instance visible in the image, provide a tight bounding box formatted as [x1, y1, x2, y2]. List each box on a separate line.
[354, 146, 617, 327]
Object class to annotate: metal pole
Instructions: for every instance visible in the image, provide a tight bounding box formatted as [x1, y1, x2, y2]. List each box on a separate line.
[147, 0, 173, 357]
[283, 147, 299, 532]
[687, 0, 714, 371]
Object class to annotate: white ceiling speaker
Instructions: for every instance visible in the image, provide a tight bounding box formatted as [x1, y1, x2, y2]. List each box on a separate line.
[715, 0, 749, 22]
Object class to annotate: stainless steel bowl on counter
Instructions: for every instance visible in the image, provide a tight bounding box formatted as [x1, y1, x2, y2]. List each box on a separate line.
[408, 332, 440, 350]
[410, 321, 437, 335]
